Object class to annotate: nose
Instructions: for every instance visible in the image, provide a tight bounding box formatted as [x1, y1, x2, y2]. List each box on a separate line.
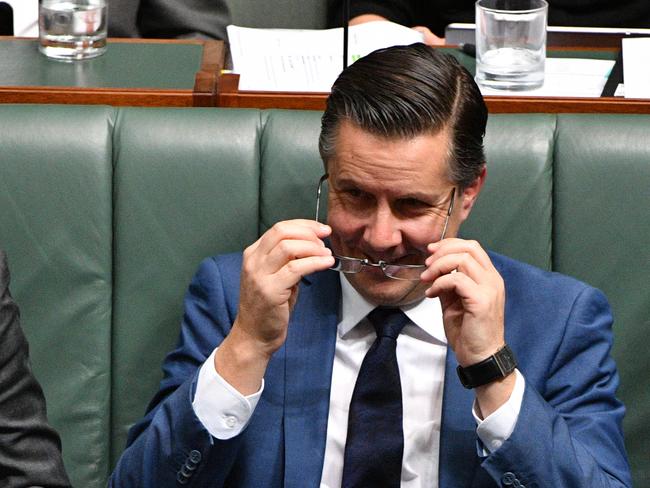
[362, 203, 402, 253]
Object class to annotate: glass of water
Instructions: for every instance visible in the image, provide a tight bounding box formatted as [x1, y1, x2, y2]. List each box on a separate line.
[475, 0, 547, 90]
[39, 0, 107, 61]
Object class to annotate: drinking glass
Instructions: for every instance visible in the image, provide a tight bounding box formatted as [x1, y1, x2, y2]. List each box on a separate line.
[39, 0, 107, 60]
[475, 0, 547, 90]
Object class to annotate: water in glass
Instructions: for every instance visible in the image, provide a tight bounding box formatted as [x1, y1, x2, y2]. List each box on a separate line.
[39, 0, 107, 60]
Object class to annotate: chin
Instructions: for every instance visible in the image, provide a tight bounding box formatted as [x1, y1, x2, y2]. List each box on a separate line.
[346, 273, 426, 307]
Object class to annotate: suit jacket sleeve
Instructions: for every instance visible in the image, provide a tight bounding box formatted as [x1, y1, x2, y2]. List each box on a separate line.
[136, 0, 231, 40]
[110, 255, 246, 487]
[0, 252, 71, 488]
[482, 285, 631, 487]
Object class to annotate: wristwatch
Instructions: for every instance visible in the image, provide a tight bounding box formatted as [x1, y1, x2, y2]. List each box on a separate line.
[456, 344, 517, 389]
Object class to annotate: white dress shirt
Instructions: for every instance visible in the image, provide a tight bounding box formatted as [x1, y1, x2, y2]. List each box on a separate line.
[192, 275, 525, 486]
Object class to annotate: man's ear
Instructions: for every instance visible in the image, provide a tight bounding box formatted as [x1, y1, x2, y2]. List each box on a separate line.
[457, 166, 487, 222]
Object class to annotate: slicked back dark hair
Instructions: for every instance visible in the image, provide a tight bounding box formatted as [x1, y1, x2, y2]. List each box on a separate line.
[319, 43, 488, 190]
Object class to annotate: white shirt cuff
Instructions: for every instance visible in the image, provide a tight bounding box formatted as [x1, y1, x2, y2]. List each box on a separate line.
[191, 348, 263, 440]
[473, 369, 525, 454]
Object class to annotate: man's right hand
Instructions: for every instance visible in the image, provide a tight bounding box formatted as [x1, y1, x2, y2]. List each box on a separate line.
[215, 220, 334, 395]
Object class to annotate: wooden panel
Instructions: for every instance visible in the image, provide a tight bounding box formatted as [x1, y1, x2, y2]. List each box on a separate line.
[0, 38, 224, 107]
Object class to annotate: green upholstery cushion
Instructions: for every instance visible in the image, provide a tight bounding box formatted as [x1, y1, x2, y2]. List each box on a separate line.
[554, 114, 650, 486]
[110, 107, 263, 465]
[259, 110, 325, 232]
[463, 114, 555, 271]
[0, 104, 113, 487]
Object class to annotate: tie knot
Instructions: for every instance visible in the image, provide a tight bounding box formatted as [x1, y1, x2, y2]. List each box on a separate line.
[366, 307, 409, 340]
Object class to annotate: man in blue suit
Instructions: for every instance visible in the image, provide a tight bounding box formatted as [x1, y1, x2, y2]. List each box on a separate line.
[111, 44, 631, 487]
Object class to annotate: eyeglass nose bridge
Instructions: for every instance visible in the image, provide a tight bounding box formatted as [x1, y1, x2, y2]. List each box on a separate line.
[332, 256, 424, 281]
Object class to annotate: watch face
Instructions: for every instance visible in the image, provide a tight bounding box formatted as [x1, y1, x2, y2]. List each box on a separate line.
[495, 345, 517, 375]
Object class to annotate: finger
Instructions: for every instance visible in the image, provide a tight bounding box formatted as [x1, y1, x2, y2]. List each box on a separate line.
[420, 252, 486, 285]
[263, 239, 333, 273]
[412, 26, 445, 46]
[424, 270, 479, 300]
[273, 255, 336, 289]
[256, 220, 331, 256]
[426, 238, 493, 270]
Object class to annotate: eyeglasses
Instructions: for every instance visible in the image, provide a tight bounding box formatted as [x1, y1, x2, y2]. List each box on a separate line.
[315, 173, 456, 281]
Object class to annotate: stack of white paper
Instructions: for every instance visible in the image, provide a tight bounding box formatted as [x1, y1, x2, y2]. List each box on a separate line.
[227, 22, 423, 92]
[622, 37, 650, 99]
[5, 0, 38, 37]
[227, 22, 618, 98]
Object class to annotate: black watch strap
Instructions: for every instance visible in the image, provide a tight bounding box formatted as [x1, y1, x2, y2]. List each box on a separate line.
[456, 344, 517, 389]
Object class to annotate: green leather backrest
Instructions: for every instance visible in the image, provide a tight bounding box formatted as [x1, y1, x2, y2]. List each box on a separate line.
[463, 114, 554, 270]
[259, 110, 325, 230]
[110, 107, 263, 465]
[0, 105, 113, 488]
[554, 115, 650, 487]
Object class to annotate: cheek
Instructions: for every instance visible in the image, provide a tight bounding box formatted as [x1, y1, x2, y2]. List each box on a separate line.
[400, 222, 436, 250]
[327, 206, 364, 242]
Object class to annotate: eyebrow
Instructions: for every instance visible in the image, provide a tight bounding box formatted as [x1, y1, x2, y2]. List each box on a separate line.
[334, 177, 450, 205]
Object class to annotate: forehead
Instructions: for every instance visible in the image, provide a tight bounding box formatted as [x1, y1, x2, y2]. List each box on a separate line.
[329, 120, 452, 189]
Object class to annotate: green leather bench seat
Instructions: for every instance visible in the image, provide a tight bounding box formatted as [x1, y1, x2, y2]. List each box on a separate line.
[554, 115, 650, 484]
[0, 106, 648, 487]
[111, 108, 263, 465]
[0, 105, 113, 487]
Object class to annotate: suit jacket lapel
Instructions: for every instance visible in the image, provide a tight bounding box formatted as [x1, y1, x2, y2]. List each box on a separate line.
[283, 270, 340, 488]
[439, 347, 482, 488]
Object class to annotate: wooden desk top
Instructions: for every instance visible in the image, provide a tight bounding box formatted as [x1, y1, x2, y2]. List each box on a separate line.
[0, 37, 224, 107]
[217, 46, 650, 114]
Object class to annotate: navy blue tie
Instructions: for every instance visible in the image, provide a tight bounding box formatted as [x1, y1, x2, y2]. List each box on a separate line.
[342, 307, 409, 488]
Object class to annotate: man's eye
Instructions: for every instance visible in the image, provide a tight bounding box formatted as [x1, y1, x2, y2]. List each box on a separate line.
[400, 198, 427, 208]
[344, 189, 365, 199]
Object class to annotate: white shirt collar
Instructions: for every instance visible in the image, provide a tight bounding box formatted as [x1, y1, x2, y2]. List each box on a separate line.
[338, 275, 447, 345]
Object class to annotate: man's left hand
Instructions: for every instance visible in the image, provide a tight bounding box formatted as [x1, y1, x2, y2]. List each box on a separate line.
[421, 238, 505, 366]
[420, 238, 514, 416]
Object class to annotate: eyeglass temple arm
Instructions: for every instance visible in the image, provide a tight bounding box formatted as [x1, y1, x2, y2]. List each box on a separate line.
[439, 187, 456, 240]
[315, 173, 329, 222]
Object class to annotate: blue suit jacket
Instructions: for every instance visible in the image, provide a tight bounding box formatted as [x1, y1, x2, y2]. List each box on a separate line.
[111, 252, 631, 487]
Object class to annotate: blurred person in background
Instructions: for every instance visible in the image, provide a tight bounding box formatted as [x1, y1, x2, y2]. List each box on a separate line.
[0, 0, 230, 39]
[0, 250, 71, 488]
[329, 0, 650, 45]
[109, 0, 231, 39]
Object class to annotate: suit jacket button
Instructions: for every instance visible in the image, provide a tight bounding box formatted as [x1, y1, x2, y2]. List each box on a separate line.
[189, 449, 202, 464]
[181, 464, 194, 477]
[176, 471, 189, 485]
[501, 472, 516, 486]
